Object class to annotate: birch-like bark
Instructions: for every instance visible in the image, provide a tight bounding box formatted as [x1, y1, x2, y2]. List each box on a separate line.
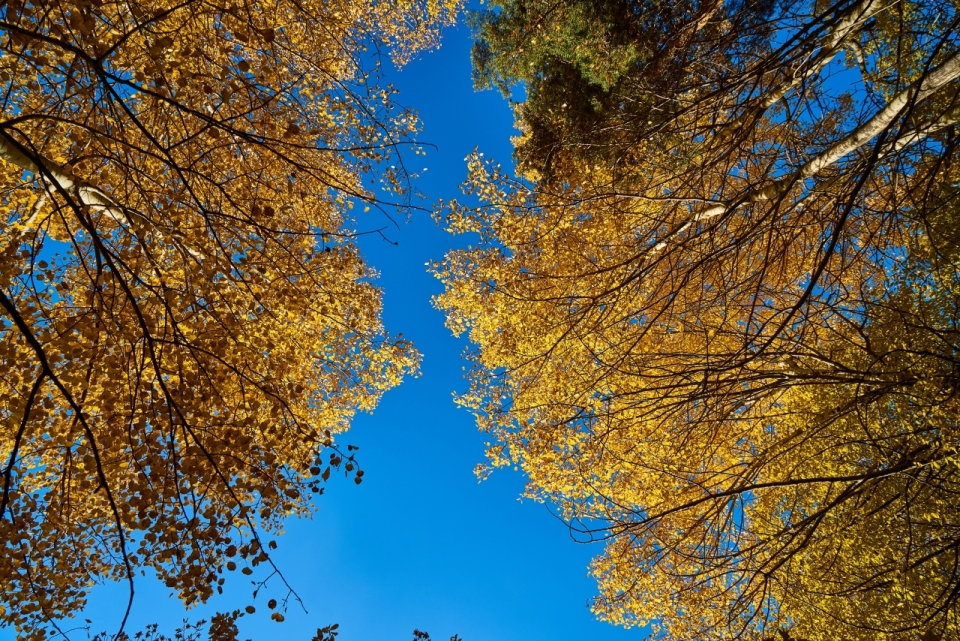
[636, 45, 960, 261]
[712, 0, 883, 137]
[0, 128, 127, 223]
[0, 128, 205, 263]
[800, 49, 960, 178]
[697, 48, 960, 220]
[755, 0, 882, 111]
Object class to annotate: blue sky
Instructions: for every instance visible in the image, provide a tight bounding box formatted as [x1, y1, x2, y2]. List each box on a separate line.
[3, 11, 643, 641]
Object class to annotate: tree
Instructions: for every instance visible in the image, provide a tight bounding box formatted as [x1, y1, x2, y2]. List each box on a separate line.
[435, 0, 960, 639]
[0, 0, 459, 637]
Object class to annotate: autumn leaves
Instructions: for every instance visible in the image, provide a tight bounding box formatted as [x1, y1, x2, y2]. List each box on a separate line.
[433, 0, 960, 639]
[0, 0, 441, 637]
[1, 0, 959, 639]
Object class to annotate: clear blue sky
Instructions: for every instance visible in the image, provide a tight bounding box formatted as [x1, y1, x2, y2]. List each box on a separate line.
[6, 11, 644, 641]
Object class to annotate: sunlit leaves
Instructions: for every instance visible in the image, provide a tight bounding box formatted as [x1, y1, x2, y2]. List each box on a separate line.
[0, 0, 460, 636]
[437, 0, 960, 639]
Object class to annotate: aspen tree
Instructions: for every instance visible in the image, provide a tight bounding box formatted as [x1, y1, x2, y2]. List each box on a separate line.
[437, 0, 960, 638]
[0, 0, 459, 637]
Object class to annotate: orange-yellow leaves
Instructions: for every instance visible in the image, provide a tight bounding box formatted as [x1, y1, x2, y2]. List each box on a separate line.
[0, 0, 447, 636]
[434, 1, 960, 638]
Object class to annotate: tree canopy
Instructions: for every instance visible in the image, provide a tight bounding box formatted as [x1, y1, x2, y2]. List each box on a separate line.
[435, 0, 960, 639]
[5, 0, 960, 638]
[0, 0, 459, 637]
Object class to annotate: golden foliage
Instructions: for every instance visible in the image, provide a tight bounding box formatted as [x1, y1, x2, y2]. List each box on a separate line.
[0, 0, 460, 636]
[435, 0, 960, 638]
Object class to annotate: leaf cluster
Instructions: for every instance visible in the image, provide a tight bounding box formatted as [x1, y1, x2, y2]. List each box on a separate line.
[0, 0, 462, 636]
[436, 0, 960, 639]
